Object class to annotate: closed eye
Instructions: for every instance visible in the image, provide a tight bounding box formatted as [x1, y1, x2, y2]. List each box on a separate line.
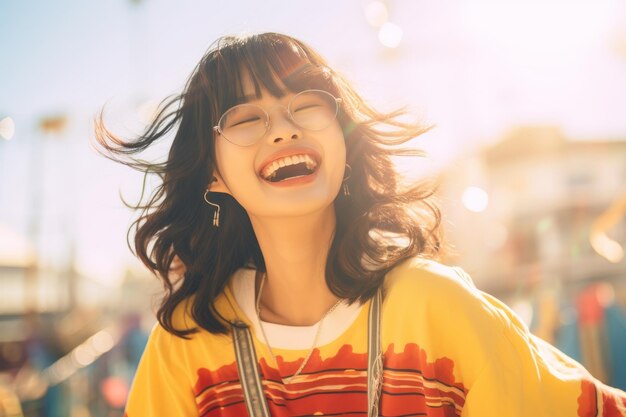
[229, 116, 262, 127]
[293, 104, 322, 113]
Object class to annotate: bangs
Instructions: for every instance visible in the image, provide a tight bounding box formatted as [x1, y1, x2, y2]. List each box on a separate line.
[206, 34, 337, 115]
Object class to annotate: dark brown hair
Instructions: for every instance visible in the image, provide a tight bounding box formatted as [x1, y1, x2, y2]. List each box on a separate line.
[95, 32, 445, 337]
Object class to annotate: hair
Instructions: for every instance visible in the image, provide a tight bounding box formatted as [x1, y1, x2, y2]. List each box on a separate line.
[95, 32, 447, 338]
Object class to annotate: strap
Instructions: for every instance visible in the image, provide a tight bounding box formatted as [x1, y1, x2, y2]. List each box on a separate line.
[232, 286, 383, 416]
[367, 286, 383, 417]
[232, 320, 271, 417]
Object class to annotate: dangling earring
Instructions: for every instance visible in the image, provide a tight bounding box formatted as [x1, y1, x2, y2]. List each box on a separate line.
[203, 178, 221, 227]
[342, 163, 352, 196]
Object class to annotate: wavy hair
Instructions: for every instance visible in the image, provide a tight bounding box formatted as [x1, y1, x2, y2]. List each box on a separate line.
[95, 32, 446, 337]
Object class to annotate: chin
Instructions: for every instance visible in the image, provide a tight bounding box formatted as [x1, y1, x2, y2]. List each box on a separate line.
[255, 193, 338, 218]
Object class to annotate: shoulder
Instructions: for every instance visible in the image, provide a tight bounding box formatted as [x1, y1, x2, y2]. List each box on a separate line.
[166, 286, 240, 334]
[145, 295, 235, 362]
[169, 296, 199, 332]
[384, 257, 479, 302]
[382, 256, 513, 334]
[145, 315, 190, 351]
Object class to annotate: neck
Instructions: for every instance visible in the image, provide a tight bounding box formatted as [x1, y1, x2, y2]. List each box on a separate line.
[249, 205, 341, 326]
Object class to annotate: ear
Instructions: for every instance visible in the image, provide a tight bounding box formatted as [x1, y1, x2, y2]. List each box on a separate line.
[208, 170, 232, 195]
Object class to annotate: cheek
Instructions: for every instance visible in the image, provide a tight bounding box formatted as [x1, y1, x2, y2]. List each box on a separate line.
[215, 144, 241, 185]
[215, 143, 258, 195]
[326, 126, 347, 171]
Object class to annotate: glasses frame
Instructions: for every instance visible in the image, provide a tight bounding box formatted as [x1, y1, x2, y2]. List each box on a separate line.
[212, 89, 343, 147]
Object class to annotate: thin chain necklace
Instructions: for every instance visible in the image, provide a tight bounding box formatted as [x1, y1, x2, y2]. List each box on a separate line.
[255, 272, 343, 384]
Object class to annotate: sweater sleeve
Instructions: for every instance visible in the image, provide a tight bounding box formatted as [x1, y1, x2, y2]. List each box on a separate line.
[460, 288, 626, 417]
[124, 323, 199, 417]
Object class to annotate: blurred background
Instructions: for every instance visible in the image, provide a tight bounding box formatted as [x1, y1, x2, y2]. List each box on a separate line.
[1, 0, 626, 415]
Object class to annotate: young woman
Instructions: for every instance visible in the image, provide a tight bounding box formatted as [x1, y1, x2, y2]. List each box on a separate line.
[96, 32, 626, 416]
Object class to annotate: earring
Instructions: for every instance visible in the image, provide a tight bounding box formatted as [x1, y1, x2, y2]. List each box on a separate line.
[203, 189, 221, 227]
[342, 163, 352, 196]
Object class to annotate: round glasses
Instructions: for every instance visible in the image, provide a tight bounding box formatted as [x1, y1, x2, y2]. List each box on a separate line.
[213, 89, 342, 147]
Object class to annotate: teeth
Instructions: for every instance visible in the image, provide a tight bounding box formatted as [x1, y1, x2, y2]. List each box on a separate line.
[261, 154, 318, 180]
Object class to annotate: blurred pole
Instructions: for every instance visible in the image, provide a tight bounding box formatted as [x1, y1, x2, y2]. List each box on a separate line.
[28, 115, 71, 313]
[24, 120, 44, 312]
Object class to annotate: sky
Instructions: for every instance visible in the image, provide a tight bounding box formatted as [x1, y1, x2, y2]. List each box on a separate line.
[3, 1, 626, 146]
[1, 0, 626, 302]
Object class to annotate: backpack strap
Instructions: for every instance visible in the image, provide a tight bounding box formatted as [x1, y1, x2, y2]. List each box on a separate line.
[232, 320, 272, 417]
[367, 286, 384, 417]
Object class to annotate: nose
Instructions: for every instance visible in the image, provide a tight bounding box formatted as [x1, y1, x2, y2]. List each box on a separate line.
[266, 106, 302, 144]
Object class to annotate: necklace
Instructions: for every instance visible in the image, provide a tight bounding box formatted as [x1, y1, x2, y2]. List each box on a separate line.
[255, 272, 343, 384]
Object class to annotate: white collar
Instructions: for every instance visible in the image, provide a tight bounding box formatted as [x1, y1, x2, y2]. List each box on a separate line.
[230, 268, 364, 350]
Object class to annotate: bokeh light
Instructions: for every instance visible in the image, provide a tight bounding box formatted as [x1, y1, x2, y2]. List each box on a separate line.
[378, 22, 403, 48]
[101, 376, 129, 408]
[462, 186, 489, 213]
[0, 116, 15, 140]
[364, 0, 388, 27]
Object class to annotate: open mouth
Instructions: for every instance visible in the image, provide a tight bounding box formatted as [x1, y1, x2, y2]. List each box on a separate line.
[260, 154, 319, 183]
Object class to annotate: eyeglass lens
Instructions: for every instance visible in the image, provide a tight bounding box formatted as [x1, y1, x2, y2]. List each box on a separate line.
[218, 90, 339, 146]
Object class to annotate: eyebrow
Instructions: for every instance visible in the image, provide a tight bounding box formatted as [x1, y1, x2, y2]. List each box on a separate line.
[234, 94, 259, 105]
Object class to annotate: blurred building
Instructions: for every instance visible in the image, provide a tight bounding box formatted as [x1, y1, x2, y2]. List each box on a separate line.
[440, 126, 626, 290]
[439, 125, 626, 387]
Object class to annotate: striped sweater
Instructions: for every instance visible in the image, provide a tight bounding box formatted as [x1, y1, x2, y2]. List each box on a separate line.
[124, 258, 626, 416]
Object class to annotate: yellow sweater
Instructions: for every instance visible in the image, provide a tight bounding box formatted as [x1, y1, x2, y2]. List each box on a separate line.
[124, 258, 626, 416]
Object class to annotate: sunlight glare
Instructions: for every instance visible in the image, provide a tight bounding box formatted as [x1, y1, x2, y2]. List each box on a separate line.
[463, 1, 615, 66]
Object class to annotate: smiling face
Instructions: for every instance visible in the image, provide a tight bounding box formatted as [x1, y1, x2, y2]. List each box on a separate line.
[213, 72, 346, 219]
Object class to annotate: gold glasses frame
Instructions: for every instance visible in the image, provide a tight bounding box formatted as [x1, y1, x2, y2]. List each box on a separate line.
[212, 89, 342, 147]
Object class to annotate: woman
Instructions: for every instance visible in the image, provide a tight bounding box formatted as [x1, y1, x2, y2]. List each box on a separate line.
[96, 32, 626, 416]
